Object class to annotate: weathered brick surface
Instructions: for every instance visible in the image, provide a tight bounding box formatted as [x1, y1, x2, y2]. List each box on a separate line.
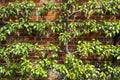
[0, 0, 120, 79]
[0, 0, 115, 61]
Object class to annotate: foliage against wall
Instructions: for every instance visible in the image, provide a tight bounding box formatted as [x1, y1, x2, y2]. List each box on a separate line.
[0, 0, 120, 80]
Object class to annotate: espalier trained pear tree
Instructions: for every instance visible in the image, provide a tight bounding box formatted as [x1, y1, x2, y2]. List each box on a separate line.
[0, 0, 120, 80]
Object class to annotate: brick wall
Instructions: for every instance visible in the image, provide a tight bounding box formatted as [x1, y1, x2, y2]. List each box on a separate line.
[0, 0, 118, 64]
[0, 0, 120, 79]
[0, 0, 120, 80]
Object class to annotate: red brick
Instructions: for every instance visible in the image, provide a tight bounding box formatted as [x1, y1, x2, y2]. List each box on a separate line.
[24, 36, 36, 42]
